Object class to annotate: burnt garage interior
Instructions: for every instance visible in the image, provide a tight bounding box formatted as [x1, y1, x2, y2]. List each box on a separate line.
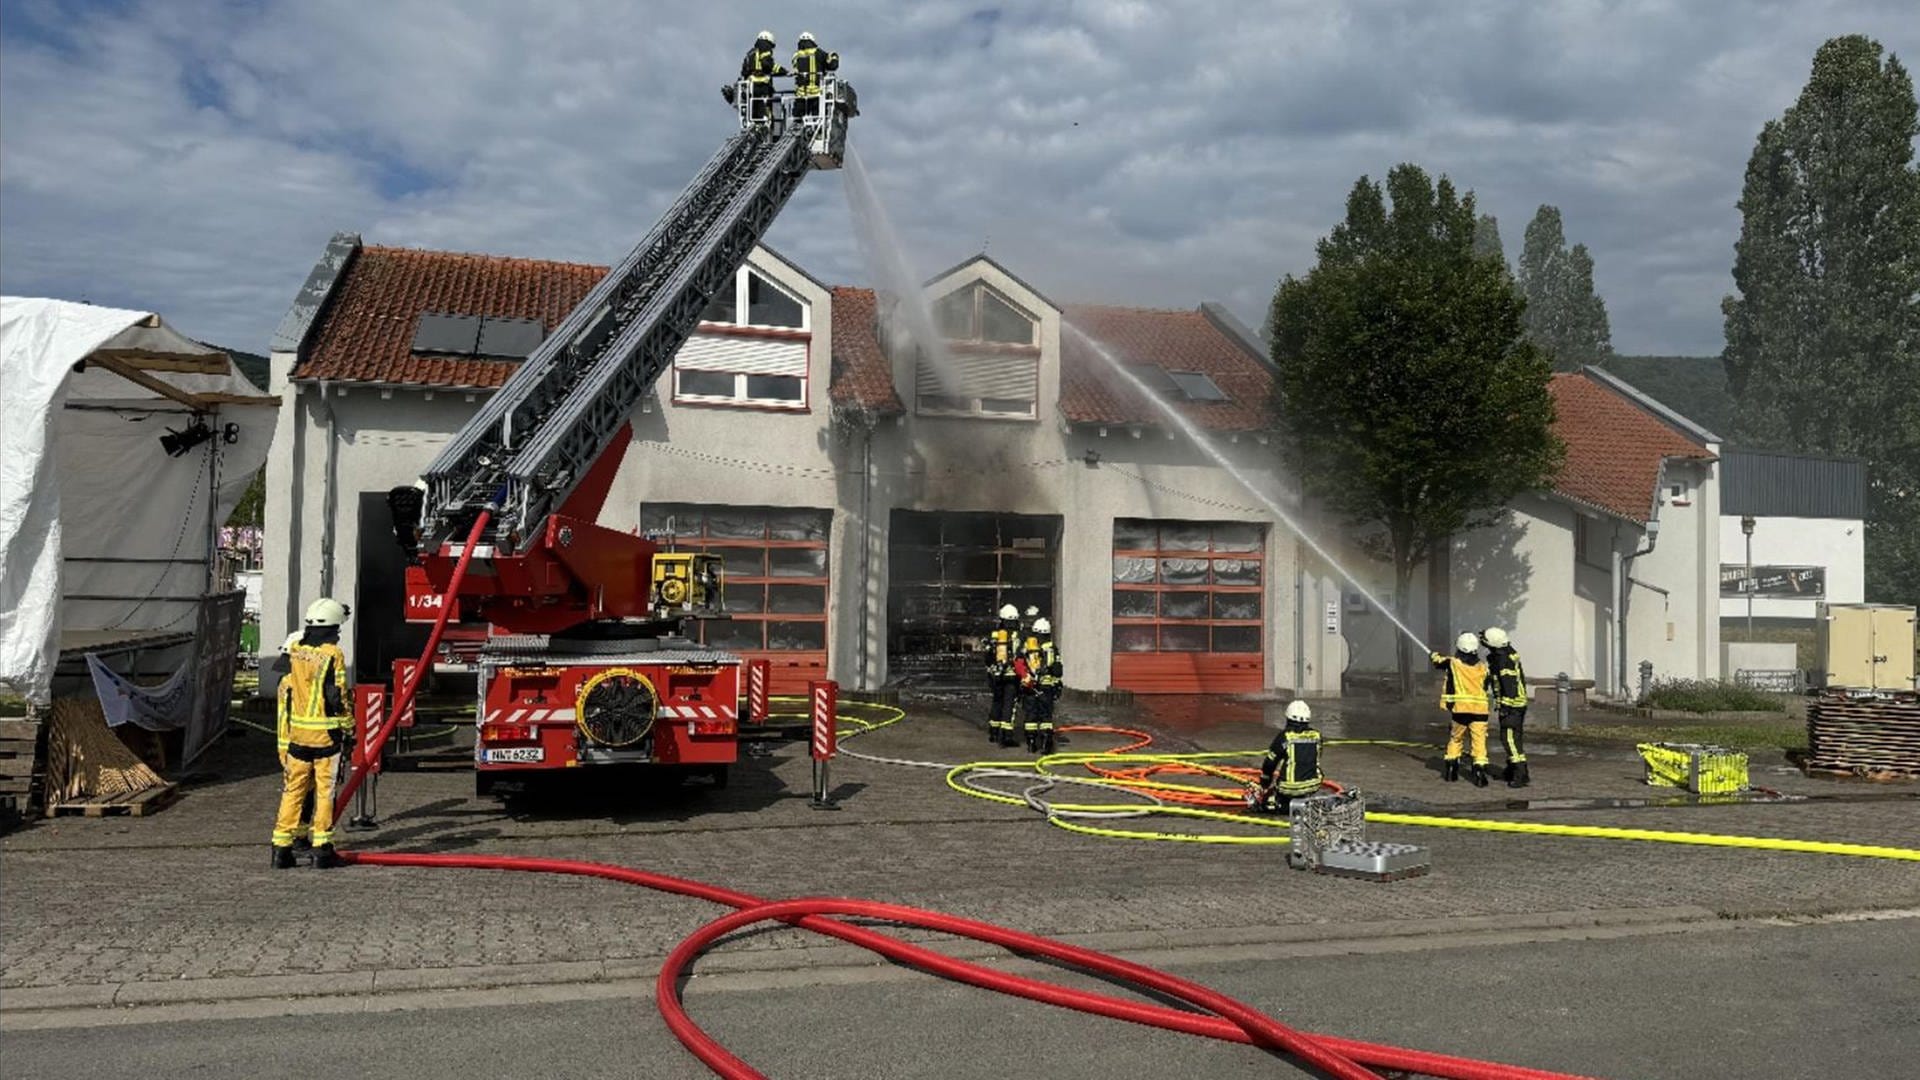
[888, 510, 1060, 688]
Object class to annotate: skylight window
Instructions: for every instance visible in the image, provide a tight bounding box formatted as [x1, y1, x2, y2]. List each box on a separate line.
[1166, 370, 1228, 402]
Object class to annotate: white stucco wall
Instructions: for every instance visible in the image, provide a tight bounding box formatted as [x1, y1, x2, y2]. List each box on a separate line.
[1717, 514, 1865, 622]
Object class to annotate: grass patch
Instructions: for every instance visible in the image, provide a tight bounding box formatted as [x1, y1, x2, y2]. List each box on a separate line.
[1640, 678, 1787, 714]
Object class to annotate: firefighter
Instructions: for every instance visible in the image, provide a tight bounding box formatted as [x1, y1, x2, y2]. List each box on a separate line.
[1252, 700, 1322, 813]
[1021, 617, 1063, 754]
[1483, 626, 1530, 788]
[267, 631, 315, 850]
[790, 31, 839, 120]
[740, 30, 786, 125]
[984, 603, 1022, 746]
[1431, 631, 1493, 787]
[271, 599, 354, 869]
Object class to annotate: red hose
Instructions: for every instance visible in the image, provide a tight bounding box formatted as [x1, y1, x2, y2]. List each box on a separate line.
[334, 508, 490, 815]
[343, 850, 1593, 1080]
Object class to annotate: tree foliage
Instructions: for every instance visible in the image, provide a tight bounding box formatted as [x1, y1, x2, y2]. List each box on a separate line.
[1268, 165, 1563, 685]
[1474, 214, 1507, 270]
[1517, 205, 1614, 370]
[1722, 34, 1920, 607]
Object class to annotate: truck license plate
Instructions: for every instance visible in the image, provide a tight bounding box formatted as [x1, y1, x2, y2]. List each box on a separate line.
[484, 747, 544, 764]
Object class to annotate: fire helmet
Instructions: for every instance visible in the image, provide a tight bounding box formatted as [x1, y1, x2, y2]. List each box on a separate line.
[1482, 627, 1510, 649]
[1284, 700, 1313, 724]
[998, 604, 1020, 620]
[798, 30, 816, 45]
[304, 598, 350, 627]
[757, 30, 774, 43]
[1032, 617, 1052, 635]
[1455, 631, 1481, 654]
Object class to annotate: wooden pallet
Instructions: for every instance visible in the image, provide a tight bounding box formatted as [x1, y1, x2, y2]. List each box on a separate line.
[50, 783, 178, 818]
[1806, 695, 1920, 775]
[0, 717, 44, 803]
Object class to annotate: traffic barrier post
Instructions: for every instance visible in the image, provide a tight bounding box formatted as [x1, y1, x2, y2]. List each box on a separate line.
[747, 659, 770, 725]
[348, 685, 384, 829]
[809, 679, 839, 810]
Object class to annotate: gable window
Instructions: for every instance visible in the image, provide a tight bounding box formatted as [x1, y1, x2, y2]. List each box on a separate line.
[700, 266, 807, 331]
[934, 283, 1036, 346]
[676, 265, 811, 409]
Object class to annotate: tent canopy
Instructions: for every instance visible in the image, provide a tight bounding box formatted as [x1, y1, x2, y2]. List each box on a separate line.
[0, 297, 275, 705]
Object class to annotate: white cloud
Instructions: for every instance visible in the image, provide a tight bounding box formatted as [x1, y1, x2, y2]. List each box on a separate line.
[2, 0, 1915, 356]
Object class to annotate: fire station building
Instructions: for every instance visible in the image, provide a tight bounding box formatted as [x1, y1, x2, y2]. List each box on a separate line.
[261, 234, 1721, 698]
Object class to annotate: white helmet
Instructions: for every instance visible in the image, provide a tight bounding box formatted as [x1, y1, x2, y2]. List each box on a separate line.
[1032, 617, 1052, 635]
[1024, 606, 1040, 618]
[278, 631, 302, 655]
[1284, 700, 1312, 724]
[1455, 631, 1481, 654]
[304, 598, 350, 627]
[998, 604, 1020, 620]
[798, 30, 816, 44]
[757, 30, 774, 43]
[1482, 627, 1510, 649]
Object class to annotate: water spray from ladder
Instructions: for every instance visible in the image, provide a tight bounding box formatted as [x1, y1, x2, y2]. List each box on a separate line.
[841, 147, 957, 392]
[1062, 322, 1432, 654]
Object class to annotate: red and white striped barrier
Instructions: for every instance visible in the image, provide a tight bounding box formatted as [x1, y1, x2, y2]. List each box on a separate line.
[808, 679, 838, 810]
[747, 659, 770, 725]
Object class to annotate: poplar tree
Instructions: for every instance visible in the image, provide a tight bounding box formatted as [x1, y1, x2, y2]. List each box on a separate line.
[1518, 205, 1614, 370]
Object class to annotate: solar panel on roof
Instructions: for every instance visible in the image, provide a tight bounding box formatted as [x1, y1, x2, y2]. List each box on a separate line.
[411, 313, 481, 355]
[1166, 370, 1228, 402]
[477, 316, 545, 360]
[1127, 363, 1178, 397]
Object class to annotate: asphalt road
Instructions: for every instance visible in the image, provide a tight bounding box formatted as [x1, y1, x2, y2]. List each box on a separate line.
[8, 915, 1915, 1079]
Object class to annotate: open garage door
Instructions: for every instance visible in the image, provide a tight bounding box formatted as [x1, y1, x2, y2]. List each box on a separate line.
[888, 510, 1059, 688]
[1112, 518, 1266, 694]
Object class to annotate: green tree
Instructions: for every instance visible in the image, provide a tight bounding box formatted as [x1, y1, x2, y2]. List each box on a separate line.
[1723, 34, 1920, 608]
[226, 471, 264, 528]
[1268, 165, 1563, 689]
[1473, 213, 1507, 270]
[1517, 205, 1613, 369]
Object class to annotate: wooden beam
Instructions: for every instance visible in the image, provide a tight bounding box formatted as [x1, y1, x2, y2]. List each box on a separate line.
[83, 353, 211, 411]
[88, 349, 228, 375]
[194, 392, 280, 408]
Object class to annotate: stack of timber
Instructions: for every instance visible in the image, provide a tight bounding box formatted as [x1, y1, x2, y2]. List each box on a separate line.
[1806, 691, 1920, 778]
[44, 697, 178, 817]
[0, 715, 42, 832]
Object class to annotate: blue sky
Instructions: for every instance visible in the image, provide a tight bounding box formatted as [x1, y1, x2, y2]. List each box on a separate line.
[2, 0, 1916, 355]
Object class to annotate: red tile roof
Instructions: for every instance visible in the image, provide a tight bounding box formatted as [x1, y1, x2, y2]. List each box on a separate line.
[827, 286, 904, 414]
[1059, 304, 1273, 432]
[1549, 373, 1715, 523]
[294, 246, 605, 387]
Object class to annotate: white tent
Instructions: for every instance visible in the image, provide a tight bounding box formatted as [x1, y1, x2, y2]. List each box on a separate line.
[0, 297, 276, 707]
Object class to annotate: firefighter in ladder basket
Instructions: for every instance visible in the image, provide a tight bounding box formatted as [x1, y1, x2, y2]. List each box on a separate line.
[741, 30, 786, 125]
[791, 31, 838, 120]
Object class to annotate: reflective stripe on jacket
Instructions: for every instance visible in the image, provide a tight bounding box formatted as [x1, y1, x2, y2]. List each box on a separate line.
[792, 46, 839, 96]
[1488, 646, 1529, 708]
[1263, 727, 1322, 796]
[278, 642, 350, 751]
[1432, 654, 1492, 715]
[742, 46, 785, 83]
[1027, 640, 1063, 687]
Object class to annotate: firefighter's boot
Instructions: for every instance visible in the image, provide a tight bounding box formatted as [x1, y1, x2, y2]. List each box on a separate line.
[1470, 764, 1490, 787]
[1509, 761, 1531, 788]
[311, 844, 342, 869]
[270, 845, 297, 870]
[1442, 758, 1460, 783]
[1502, 762, 1516, 783]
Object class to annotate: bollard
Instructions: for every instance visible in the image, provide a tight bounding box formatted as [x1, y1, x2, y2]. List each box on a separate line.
[1555, 671, 1571, 732]
[347, 685, 384, 830]
[808, 679, 839, 810]
[1638, 660, 1654, 705]
[746, 659, 770, 725]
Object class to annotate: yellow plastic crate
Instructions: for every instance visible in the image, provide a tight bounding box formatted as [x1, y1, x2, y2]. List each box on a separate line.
[1637, 742, 1749, 794]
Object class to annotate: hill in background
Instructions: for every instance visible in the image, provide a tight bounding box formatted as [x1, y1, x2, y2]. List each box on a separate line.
[1599, 355, 1733, 437]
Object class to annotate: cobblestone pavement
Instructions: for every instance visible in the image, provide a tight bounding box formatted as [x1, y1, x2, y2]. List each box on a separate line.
[4, 697, 1916, 991]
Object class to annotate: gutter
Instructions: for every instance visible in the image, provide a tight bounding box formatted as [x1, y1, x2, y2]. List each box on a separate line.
[1616, 460, 1673, 698]
[318, 381, 339, 598]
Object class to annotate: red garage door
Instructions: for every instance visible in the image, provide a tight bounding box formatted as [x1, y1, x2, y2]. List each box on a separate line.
[1111, 519, 1265, 694]
[641, 503, 830, 694]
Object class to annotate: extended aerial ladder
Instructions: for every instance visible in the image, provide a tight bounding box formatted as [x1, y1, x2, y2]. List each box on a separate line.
[340, 74, 857, 810]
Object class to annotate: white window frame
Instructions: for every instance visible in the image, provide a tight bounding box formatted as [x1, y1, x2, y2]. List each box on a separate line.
[700, 266, 810, 333]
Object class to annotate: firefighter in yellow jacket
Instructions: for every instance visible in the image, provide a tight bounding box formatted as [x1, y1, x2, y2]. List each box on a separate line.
[272, 599, 354, 869]
[1483, 626, 1531, 788]
[790, 31, 839, 119]
[1020, 617, 1062, 754]
[1431, 631, 1494, 787]
[984, 604, 1022, 746]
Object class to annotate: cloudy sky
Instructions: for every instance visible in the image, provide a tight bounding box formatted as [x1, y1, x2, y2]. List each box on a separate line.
[2, 0, 1914, 357]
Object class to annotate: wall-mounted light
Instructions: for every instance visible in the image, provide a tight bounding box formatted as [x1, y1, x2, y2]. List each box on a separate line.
[159, 418, 214, 457]
[1740, 514, 1756, 537]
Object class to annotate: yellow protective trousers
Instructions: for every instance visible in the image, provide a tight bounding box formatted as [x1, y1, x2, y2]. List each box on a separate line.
[273, 748, 338, 847]
[1443, 714, 1490, 767]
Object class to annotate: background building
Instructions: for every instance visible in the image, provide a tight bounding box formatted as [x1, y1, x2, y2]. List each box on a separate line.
[262, 235, 1726, 699]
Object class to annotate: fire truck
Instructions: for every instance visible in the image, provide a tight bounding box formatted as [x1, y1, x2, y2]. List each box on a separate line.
[382, 75, 858, 795]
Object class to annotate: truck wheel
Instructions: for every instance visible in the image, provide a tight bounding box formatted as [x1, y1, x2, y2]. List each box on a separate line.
[476, 773, 497, 797]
